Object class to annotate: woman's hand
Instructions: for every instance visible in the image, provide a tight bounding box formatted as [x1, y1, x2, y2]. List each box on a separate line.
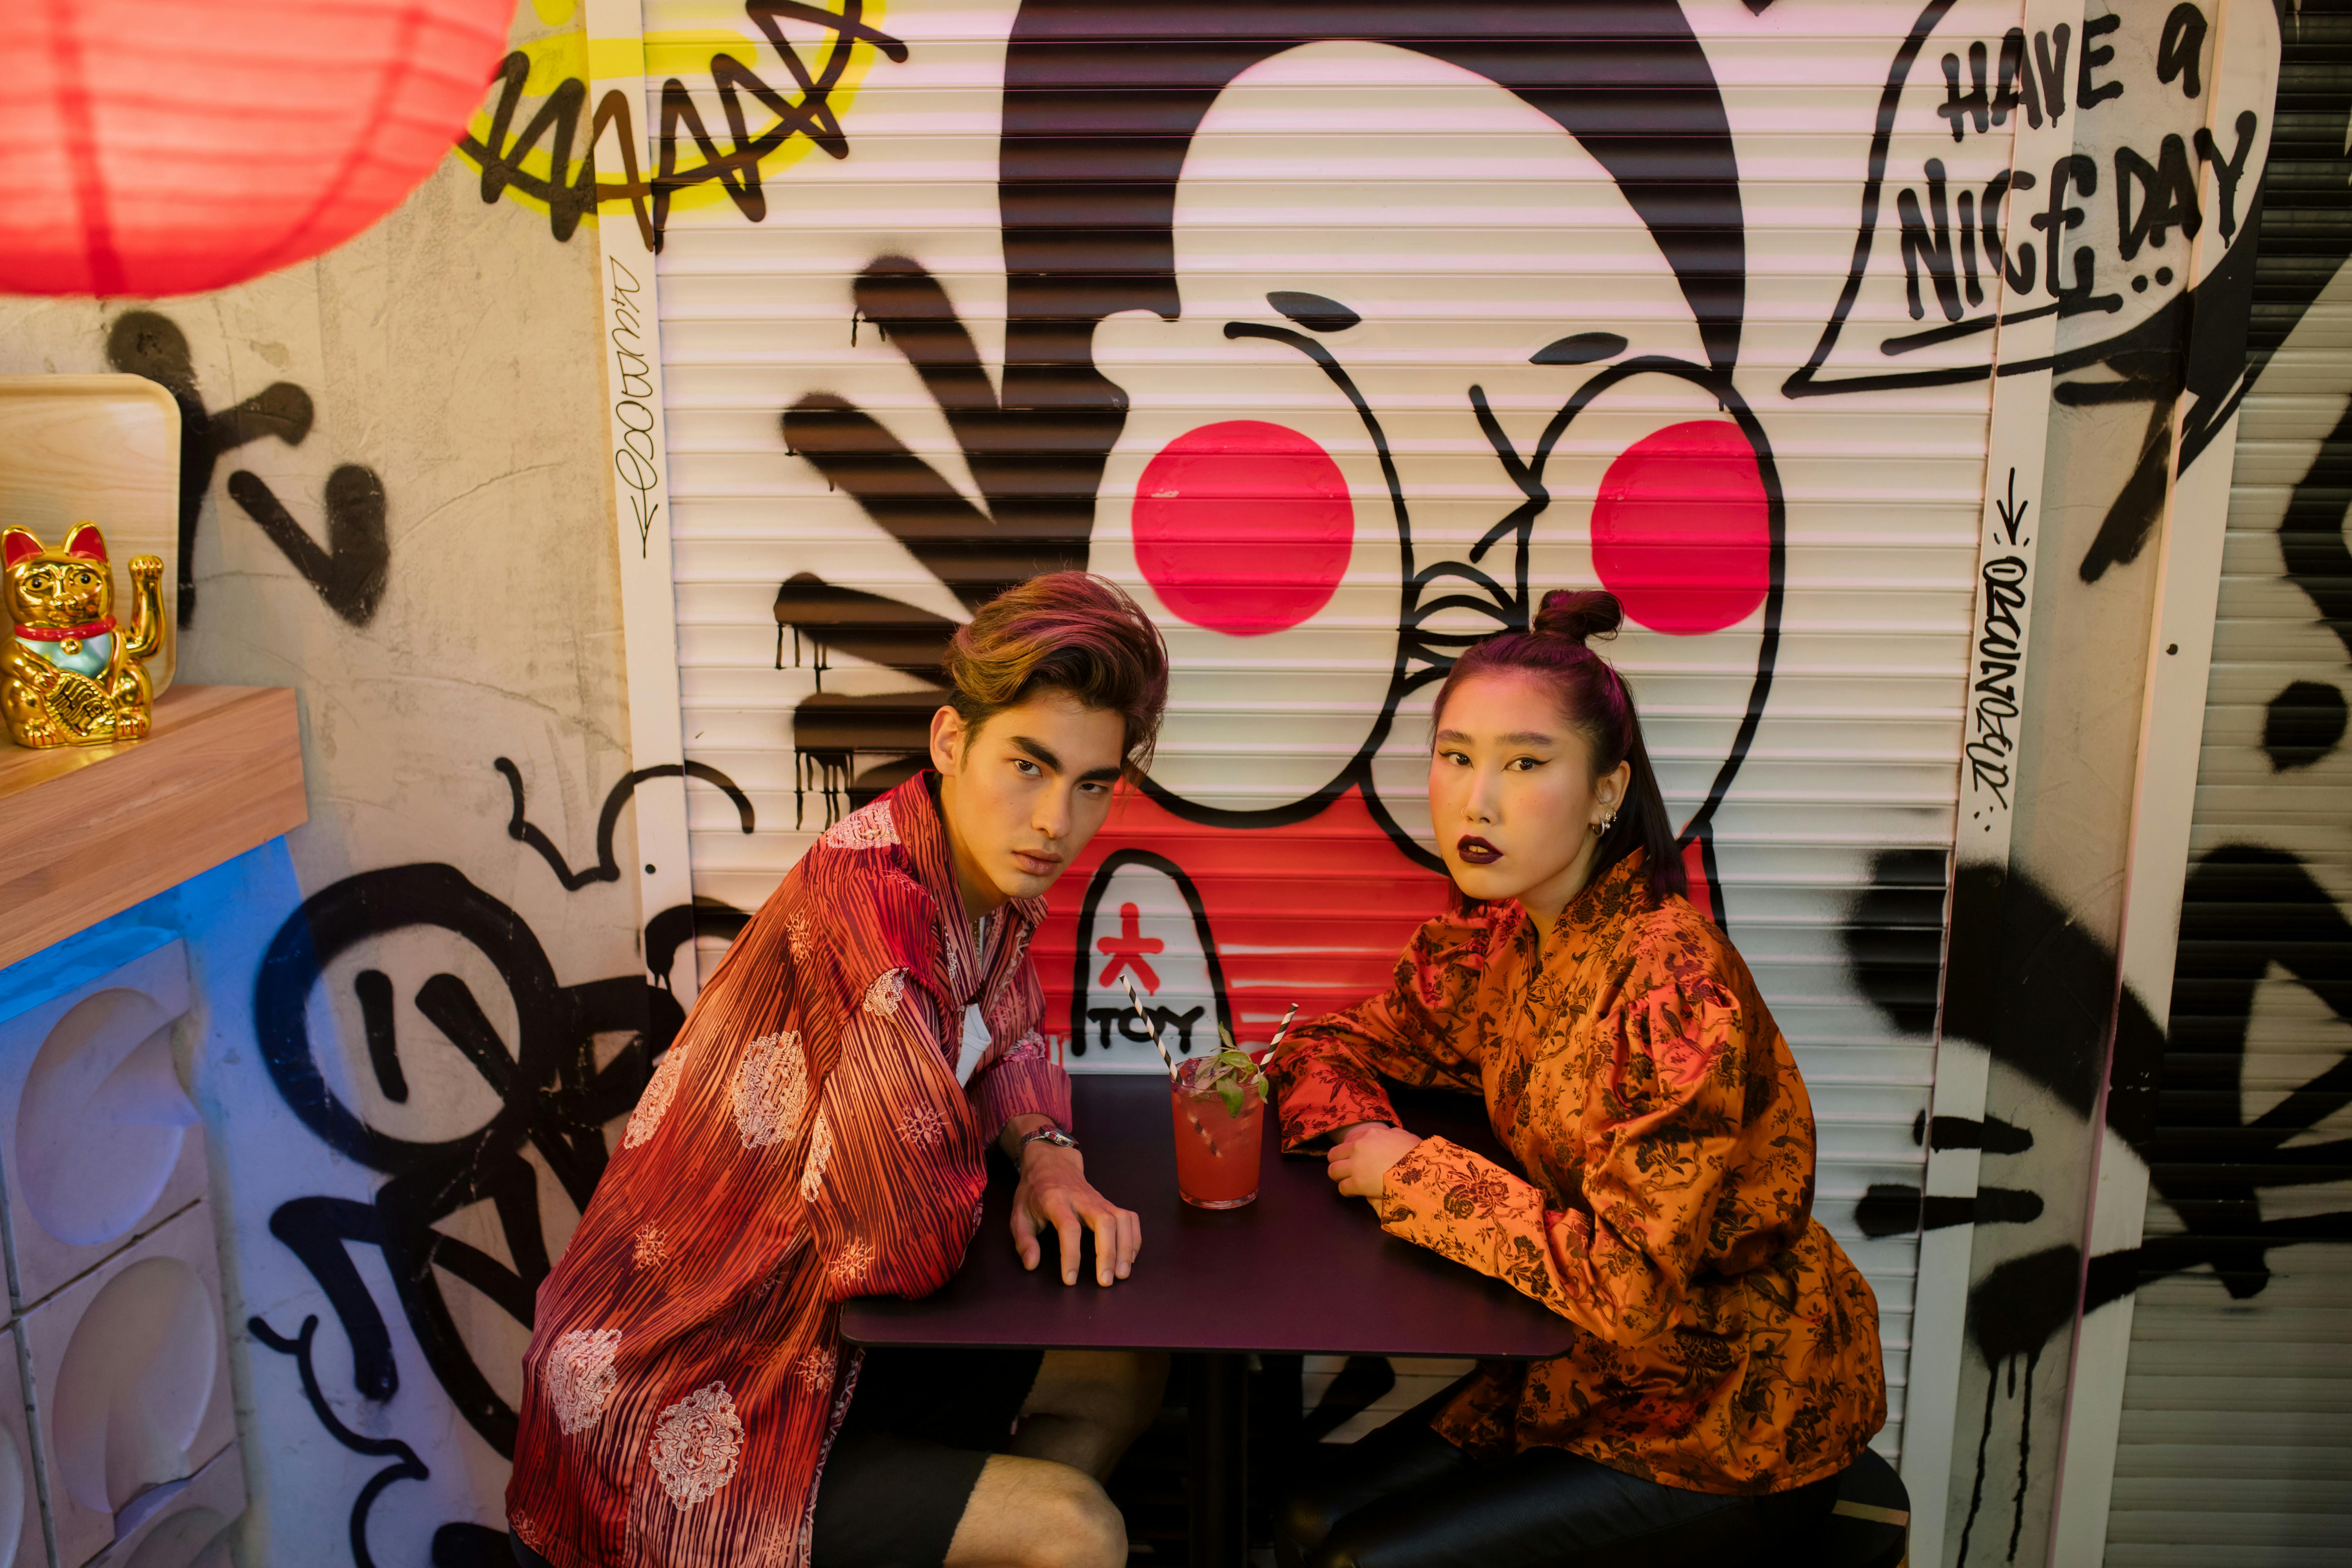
[1325, 1123, 1423, 1200]
[1011, 1140, 1142, 1286]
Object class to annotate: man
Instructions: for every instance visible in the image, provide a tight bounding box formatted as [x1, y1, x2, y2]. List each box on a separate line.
[509, 573, 1170, 1568]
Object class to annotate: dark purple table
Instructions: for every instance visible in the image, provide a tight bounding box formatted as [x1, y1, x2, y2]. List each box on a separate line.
[841, 1075, 1577, 1565]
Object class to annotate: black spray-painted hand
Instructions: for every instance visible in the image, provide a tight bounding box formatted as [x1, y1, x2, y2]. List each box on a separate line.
[224, 465, 389, 625]
[105, 309, 388, 627]
[776, 257, 1089, 820]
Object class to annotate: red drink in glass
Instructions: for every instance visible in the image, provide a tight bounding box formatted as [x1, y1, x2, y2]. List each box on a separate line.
[1170, 1059, 1265, 1209]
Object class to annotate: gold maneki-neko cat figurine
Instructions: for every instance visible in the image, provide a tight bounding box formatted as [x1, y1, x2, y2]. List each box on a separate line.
[1, 524, 170, 748]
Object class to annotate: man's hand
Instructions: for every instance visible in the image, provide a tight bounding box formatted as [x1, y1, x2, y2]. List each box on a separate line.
[1326, 1123, 1423, 1201]
[1008, 1132, 1141, 1286]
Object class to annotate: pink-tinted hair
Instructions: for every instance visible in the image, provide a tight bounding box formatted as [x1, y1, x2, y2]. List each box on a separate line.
[1432, 588, 1687, 901]
[943, 572, 1170, 776]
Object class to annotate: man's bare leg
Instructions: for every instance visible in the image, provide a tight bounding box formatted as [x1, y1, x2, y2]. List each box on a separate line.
[939, 1352, 1167, 1567]
[945, 1454, 1127, 1568]
[1011, 1350, 1170, 1478]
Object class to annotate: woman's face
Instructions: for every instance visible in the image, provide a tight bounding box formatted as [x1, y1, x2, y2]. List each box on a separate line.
[1428, 670, 1628, 918]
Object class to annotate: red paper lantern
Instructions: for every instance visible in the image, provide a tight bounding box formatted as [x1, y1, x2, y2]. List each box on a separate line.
[2, 0, 516, 298]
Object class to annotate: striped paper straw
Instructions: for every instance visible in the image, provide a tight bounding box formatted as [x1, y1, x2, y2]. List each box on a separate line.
[1119, 975, 1182, 1081]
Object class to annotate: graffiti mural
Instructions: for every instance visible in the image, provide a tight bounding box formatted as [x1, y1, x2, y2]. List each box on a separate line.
[2098, 14, 2352, 1543]
[1848, 854, 2166, 1560]
[630, 8, 2319, 1558]
[0, 20, 668, 1548]
[1842, 456, 2352, 1557]
[1834, 8, 2352, 1558]
[243, 758, 752, 1566]
[2136, 154, 2352, 1290]
[246, 860, 667, 1568]
[731, 0, 2282, 1065]
[0, 0, 2324, 1559]
[104, 310, 389, 628]
[452, 0, 907, 246]
[753, 0, 1806, 1077]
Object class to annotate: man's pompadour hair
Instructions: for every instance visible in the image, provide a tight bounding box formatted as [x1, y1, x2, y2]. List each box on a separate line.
[942, 572, 1170, 776]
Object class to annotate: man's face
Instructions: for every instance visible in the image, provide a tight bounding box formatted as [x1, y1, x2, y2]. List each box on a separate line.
[931, 692, 1129, 906]
[1086, 39, 1769, 857]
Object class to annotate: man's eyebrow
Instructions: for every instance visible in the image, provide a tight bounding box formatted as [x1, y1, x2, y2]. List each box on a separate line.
[1009, 735, 1063, 772]
[1012, 735, 1119, 784]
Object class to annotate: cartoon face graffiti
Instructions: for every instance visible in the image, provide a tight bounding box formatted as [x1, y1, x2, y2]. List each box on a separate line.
[1077, 36, 1780, 886]
[770, 0, 1788, 1060]
[958, 1, 1783, 1059]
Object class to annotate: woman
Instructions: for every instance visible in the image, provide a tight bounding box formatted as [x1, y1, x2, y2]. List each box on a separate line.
[508, 573, 1170, 1568]
[1269, 590, 1885, 1567]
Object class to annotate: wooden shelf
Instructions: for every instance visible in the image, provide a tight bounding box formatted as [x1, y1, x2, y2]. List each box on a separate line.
[0, 686, 306, 970]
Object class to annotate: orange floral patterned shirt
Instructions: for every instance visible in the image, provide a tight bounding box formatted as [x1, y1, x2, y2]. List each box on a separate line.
[1268, 850, 1885, 1495]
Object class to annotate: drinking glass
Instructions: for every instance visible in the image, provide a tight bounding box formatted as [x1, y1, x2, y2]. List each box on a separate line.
[1169, 1058, 1265, 1209]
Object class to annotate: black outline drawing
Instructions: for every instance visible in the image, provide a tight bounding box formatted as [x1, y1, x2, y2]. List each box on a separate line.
[1779, 1, 2280, 583]
[105, 310, 388, 628]
[247, 1316, 433, 1568]
[457, 1, 908, 248]
[774, 1, 1769, 923]
[494, 757, 755, 892]
[1069, 848, 1237, 1054]
[1785, 3, 2213, 396]
[248, 864, 676, 1559]
[1845, 839, 2352, 1560]
[244, 759, 759, 1562]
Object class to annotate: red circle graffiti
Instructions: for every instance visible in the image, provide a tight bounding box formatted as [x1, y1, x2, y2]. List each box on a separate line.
[1132, 420, 1353, 636]
[1591, 421, 1769, 636]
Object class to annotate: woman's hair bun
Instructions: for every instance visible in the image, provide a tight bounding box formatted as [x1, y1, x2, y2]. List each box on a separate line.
[1530, 588, 1622, 646]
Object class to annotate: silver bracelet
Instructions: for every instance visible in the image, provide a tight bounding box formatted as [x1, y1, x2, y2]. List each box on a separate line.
[1017, 1125, 1080, 1154]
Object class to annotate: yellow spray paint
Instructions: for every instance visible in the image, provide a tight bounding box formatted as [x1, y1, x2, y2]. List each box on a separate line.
[454, 0, 892, 231]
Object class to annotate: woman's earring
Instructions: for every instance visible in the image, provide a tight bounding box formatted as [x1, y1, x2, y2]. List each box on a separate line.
[1591, 810, 1617, 838]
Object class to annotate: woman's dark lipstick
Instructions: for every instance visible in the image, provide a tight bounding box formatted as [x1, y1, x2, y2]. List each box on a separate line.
[1456, 836, 1502, 866]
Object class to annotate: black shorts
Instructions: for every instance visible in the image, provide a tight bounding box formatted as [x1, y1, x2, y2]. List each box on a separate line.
[810, 1346, 1047, 1568]
[508, 1348, 1044, 1568]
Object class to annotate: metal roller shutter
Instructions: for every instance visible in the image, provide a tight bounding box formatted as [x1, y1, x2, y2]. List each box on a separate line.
[2106, 9, 2352, 1560]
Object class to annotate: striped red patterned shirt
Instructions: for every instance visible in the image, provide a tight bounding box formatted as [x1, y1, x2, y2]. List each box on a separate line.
[507, 775, 1069, 1567]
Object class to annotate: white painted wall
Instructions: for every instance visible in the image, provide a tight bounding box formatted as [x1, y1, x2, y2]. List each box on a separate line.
[0, 1, 647, 1553]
